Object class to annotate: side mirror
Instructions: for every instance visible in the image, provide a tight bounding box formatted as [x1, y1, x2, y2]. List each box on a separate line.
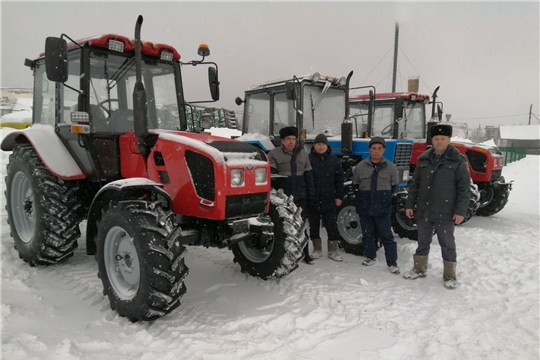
[235, 96, 244, 106]
[285, 81, 296, 100]
[45, 37, 68, 82]
[208, 67, 220, 101]
[395, 98, 404, 119]
[437, 104, 443, 122]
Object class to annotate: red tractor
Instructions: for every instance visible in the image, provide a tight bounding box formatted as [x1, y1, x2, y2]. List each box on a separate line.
[2, 16, 307, 322]
[349, 88, 512, 239]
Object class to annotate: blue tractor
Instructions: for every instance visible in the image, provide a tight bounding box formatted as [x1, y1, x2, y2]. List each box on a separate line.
[235, 72, 413, 255]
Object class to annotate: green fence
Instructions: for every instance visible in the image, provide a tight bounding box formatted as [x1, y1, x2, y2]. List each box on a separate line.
[498, 147, 527, 165]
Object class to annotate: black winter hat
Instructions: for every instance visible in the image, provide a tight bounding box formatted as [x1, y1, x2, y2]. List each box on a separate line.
[369, 136, 386, 148]
[431, 124, 453, 138]
[279, 126, 298, 139]
[314, 134, 328, 145]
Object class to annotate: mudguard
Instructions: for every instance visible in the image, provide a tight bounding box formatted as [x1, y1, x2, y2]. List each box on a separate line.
[0, 124, 85, 180]
[85, 178, 173, 255]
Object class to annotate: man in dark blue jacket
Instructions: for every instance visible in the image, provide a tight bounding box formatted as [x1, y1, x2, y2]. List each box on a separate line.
[268, 126, 316, 264]
[308, 134, 345, 262]
[403, 124, 471, 289]
[352, 137, 400, 273]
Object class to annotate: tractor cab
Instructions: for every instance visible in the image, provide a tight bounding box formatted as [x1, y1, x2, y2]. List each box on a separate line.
[235, 72, 349, 151]
[32, 33, 218, 182]
[349, 91, 430, 140]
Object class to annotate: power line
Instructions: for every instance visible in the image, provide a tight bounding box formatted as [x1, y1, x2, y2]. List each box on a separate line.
[451, 113, 529, 121]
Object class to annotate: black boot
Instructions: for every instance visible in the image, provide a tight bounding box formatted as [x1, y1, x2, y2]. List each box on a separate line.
[302, 244, 314, 265]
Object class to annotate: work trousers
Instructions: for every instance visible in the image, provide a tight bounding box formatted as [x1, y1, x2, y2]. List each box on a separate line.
[415, 219, 457, 262]
[309, 207, 340, 241]
[359, 214, 397, 263]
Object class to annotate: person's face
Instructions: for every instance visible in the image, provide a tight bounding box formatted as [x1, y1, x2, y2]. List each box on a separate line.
[432, 135, 451, 153]
[281, 135, 297, 152]
[369, 143, 385, 162]
[314, 143, 328, 154]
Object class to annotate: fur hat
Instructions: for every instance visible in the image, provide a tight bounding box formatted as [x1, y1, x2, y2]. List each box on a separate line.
[431, 124, 453, 138]
[369, 136, 386, 148]
[279, 126, 298, 139]
[314, 133, 328, 145]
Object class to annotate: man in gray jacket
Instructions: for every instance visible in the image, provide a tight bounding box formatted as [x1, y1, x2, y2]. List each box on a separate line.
[352, 137, 400, 274]
[268, 126, 316, 264]
[403, 124, 471, 289]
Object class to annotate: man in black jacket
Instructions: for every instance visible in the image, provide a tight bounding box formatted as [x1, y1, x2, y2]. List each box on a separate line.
[268, 126, 316, 264]
[308, 134, 345, 262]
[403, 124, 471, 289]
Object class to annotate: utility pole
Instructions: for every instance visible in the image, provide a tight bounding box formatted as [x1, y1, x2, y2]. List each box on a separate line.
[392, 23, 399, 93]
[529, 104, 533, 125]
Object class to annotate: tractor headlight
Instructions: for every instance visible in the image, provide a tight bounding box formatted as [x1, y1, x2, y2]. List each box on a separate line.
[160, 50, 174, 61]
[108, 39, 124, 53]
[255, 168, 267, 185]
[230, 169, 244, 187]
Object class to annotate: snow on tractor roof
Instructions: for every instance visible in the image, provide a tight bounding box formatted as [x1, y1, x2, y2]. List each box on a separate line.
[350, 92, 430, 102]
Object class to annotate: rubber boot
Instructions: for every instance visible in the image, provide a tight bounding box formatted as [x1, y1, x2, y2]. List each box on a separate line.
[328, 241, 343, 262]
[311, 239, 323, 259]
[443, 260, 458, 289]
[403, 255, 428, 279]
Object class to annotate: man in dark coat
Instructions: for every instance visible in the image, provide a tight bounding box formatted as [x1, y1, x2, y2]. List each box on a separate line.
[268, 126, 316, 264]
[352, 137, 400, 273]
[403, 124, 471, 289]
[308, 134, 345, 262]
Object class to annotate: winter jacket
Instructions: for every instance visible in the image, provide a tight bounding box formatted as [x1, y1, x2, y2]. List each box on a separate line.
[268, 144, 315, 201]
[308, 146, 345, 212]
[352, 157, 399, 217]
[405, 145, 471, 222]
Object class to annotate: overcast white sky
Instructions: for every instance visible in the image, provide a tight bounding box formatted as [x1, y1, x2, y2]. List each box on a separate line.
[1, 1, 539, 128]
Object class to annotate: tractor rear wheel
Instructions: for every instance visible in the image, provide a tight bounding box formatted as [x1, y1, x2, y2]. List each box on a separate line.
[96, 199, 188, 322]
[231, 189, 307, 279]
[4, 145, 82, 266]
[475, 177, 511, 217]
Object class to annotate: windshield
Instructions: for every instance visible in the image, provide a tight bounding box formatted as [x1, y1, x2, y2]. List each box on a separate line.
[401, 100, 425, 139]
[302, 84, 346, 136]
[88, 52, 180, 132]
[350, 101, 395, 138]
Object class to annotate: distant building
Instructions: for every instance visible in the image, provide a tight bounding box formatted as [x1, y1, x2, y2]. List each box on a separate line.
[0, 88, 32, 116]
[498, 125, 540, 154]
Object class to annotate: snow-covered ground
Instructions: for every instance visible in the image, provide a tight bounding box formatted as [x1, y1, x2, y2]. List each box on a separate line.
[1, 127, 538, 360]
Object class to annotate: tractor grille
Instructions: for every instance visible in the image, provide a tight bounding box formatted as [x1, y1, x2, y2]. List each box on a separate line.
[226, 192, 268, 219]
[394, 143, 413, 170]
[185, 150, 215, 201]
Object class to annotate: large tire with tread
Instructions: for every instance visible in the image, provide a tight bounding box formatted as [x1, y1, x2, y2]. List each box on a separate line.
[231, 189, 307, 279]
[391, 192, 419, 240]
[393, 181, 480, 240]
[5, 145, 83, 266]
[336, 192, 365, 255]
[96, 199, 188, 322]
[461, 181, 480, 224]
[475, 177, 511, 216]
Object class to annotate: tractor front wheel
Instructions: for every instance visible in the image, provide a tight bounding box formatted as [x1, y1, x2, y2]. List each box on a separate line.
[96, 199, 188, 322]
[231, 189, 307, 279]
[336, 193, 365, 255]
[475, 178, 511, 217]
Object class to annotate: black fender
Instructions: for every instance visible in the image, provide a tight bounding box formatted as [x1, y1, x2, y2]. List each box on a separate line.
[85, 178, 173, 255]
